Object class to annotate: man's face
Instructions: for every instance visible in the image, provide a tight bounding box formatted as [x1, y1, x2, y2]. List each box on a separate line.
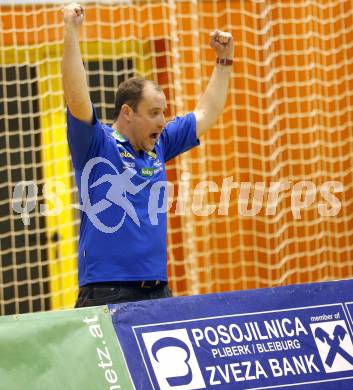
[128, 83, 167, 152]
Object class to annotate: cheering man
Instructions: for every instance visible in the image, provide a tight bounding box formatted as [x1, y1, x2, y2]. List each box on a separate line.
[62, 3, 234, 307]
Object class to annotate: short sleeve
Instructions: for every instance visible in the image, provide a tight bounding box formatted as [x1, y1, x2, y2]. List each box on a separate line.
[161, 112, 200, 162]
[67, 105, 105, 170]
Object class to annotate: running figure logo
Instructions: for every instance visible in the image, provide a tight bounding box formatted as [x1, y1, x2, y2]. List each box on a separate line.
[79, 157, 148, 233]
[310, 320, 353, 373]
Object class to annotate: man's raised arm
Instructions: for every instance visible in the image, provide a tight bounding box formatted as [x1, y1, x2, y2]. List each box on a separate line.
[194, 30, 234, 138]
[62, 3, 92, 124]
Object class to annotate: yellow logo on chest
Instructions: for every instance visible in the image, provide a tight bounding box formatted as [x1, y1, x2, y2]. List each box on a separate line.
[120, 151, 135, 159]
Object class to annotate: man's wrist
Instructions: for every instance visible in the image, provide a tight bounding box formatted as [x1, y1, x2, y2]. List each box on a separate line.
[64, 23, 81, 35]
[216, 57, 233, 66]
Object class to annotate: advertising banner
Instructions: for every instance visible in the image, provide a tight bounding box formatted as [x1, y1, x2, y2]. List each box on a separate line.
[0, 306, 134, 389]
[110, 280, 353, 390]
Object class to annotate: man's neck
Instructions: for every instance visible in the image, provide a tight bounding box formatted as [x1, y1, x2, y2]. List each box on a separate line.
[112, 121, 140, 152]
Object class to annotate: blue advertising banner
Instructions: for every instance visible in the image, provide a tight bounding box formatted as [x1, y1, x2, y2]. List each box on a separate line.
[110, 279, 353, 390]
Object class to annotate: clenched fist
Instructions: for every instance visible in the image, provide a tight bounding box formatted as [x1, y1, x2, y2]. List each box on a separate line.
[210, 30, 234, 60]
[62, 2, 84, 27]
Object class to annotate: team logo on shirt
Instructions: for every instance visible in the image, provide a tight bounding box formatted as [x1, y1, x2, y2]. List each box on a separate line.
[79, 157, 149, 233]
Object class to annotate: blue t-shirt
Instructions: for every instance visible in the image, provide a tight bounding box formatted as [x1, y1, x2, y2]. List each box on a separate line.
[67, 106, 199, 286]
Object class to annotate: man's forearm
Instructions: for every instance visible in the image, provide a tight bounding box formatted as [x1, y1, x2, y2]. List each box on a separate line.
[62, 5, 92, 123]
[194, 64, 232, 137]
[194, 30, 234, 137]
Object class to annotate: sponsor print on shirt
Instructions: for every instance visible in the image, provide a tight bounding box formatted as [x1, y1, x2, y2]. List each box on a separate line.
[113, 130, 127, 143]
[147, 151, 157, 159]
[117, 145, 161, 174]
[117, 144, 136, 168]
[131, 304, 353, 389]
[141, 167, 155, 177]
[123, 161, 135, 169]
[120, 150, 135, 159]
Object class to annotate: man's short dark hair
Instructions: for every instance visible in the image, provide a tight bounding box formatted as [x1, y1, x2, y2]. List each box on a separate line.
[114, 77, 162, 120]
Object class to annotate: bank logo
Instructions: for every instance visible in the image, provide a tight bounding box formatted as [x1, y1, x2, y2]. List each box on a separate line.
[310, 320, 353, 373]
[141, 329, 206, 390]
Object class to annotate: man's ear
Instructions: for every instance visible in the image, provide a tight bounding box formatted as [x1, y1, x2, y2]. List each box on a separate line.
[121, 104, 132, 121]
